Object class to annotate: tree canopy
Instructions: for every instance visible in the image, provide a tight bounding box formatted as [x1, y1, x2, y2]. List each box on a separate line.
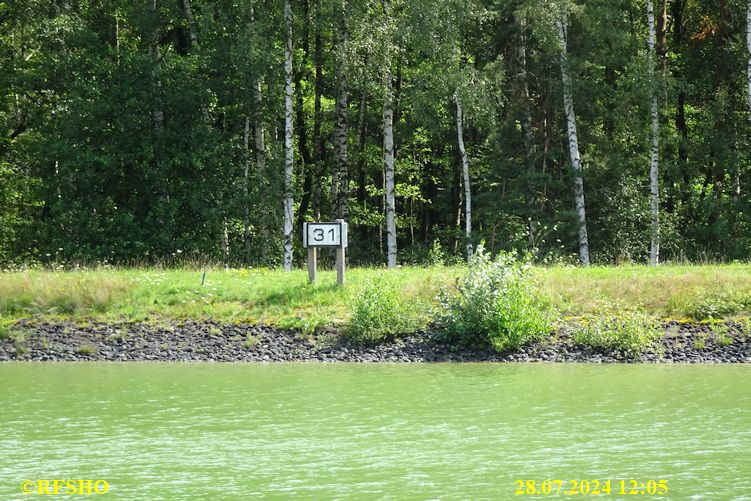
[1, 0, 750, 266]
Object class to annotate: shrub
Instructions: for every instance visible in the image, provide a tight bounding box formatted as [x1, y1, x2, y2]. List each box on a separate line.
[0, 321, 9, 340]
[686, 291, 751, 320]
[345, 278, 427, 344]
[436, 246, 553, 352]
[572, 310, 662, 356]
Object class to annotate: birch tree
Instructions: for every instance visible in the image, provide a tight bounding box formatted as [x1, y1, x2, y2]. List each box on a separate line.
[382, 0, 397, 268]
[647, 0, 660, 265]
[242, 115, 251, 257]
[455, 95, 472, 258]
[283, 0, 295, 271]
[555, 6, 590, 266]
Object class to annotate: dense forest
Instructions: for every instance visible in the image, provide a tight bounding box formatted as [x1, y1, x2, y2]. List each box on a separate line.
[1, 0, 750, 267]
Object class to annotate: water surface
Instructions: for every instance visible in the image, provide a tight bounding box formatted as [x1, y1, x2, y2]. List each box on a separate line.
[1, 363, 749, 499]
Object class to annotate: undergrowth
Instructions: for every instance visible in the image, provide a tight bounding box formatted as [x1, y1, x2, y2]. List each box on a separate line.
[345, 278, 428, 344]
[437, 246, 554, 352]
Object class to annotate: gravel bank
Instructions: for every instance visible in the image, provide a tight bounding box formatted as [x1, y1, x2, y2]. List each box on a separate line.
[1, 320, 749, 363]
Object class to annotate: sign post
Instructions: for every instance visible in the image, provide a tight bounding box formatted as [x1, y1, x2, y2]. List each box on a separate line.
[303, 220, 348, 286]
[307, 247, 317, 284]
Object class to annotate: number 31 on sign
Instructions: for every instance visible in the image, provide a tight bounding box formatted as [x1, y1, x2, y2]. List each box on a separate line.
[303, 222, 348, 248]
[303, 221, 348, 286]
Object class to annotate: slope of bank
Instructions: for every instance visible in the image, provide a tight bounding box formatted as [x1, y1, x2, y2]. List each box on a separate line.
[1, 320, 749, 363]
[2, 265, 751, 330]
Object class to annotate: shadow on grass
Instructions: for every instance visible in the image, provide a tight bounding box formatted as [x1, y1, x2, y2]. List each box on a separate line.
[255, 282, 343, 307]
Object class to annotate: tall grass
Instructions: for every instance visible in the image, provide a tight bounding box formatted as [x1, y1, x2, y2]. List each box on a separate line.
[0, 271, 132, 316]
[536, 264, 751, 319]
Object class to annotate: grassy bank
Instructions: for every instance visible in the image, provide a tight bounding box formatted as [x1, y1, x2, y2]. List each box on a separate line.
[3, 263, 751, 358]
[2, 264, 751, 330]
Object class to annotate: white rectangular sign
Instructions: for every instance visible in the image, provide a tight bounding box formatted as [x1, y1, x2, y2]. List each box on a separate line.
[303, 222, 348, 248]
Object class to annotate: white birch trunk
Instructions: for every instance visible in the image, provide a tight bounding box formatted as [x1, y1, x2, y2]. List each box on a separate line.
[384, 77, 396, 268]
[242, 115, 251, 256]
[556, 15, 590, 266]
[283, 0, 295, 271]
[455, 95, 472, 258]
[648, 0, 660, 266]
[221, 220, 229, 265]
[253, 79, 269, 261]
[383, 0, 397, 268]
[181, 0, 199, 48]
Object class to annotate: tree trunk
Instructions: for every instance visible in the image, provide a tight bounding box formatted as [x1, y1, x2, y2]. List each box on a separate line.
[455, 96, 472, 258]
[383, 78, 396, 268]
[313, 0, 324, 220]
[221, 220, 229, 265]
[334, 6, 349, 220]
[242, 115, 251, 259]
[356, 91, 368, 240]
[283, 0, 295, 271]
[253, 79, 269, 262]
[296, 0, 313, 228]
[648, 0, 660, 266]
[333, 8, 350, 221]
[150, 0, 164, 135]
[383, 0, 396, 268]
[556, 15, 590, 266]
[181, 0, 199, 48]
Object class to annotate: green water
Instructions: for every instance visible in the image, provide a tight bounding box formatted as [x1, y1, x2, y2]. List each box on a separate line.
[0, 363, 749, 500]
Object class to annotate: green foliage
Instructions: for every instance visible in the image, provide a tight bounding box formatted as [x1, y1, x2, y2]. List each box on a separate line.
[242, 332, 260, 349]
[0, 319, 11, 340]
[709, 322, 733, 346]
[75, 344, 96, 356]
[572, 310, 662, 357]
[345, 278, 427, 345]
[687, 291, 751, 320]
[1, 0, 751, 266]
[427, 239, 446, 267]
[437, 246, 553, 352]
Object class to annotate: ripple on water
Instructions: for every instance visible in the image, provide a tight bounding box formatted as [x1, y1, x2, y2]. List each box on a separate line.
[0, 363, 749, 499]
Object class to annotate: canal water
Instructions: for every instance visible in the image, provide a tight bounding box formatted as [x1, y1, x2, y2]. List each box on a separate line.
[0, 363, 749, 499]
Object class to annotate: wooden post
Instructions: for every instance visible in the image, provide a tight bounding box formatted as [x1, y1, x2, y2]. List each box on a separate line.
[336, 246, 345, 286]
[307, 247, 317, 284]
[336, 218, 345, 286]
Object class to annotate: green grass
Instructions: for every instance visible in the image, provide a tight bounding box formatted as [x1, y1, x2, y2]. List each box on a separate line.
[1, 264, 750, 331]
[536, 264, 751, 320]
[0, 267, 456, 332]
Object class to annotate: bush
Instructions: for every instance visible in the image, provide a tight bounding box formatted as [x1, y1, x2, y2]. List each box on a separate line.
[345, 278, 427, 344]
[572, 310, 662, 356]
[686, 291, 751, 320]
[437, 246, 553, 352]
